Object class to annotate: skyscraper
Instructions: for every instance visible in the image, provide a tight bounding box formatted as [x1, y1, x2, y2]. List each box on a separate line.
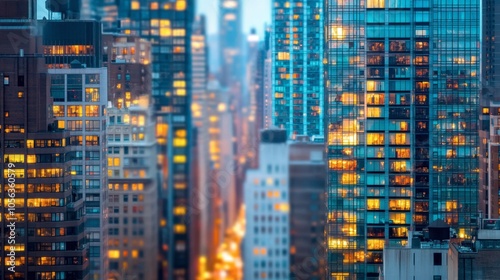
[325, 1, 480, 279]
[0, 1, 88, 279]
[271, 0, 324, 137]
[48, 65, 109, 280]
[243, 129, 290, 280]
[106, 100, 159, 280]
[479, 0, 500, 219]
[219, 0, 243, 88]
[97, 1, 195, 278]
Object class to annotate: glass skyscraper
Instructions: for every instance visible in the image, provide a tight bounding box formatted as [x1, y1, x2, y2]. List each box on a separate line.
[325, 0, 480, 279]
[272, 0, 324, 137]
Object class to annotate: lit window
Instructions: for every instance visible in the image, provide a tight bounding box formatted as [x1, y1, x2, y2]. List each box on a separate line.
[389, 199, 410, 211]
[174, 206, 187, 215]
[340, 173, 358, 185]
[57, 120, 65, 129]
[367, 107, 382, 118]
[109, 250, 120, 259]
[176, 0, 186, 10]
[85, 105, 99, 117]
[85, 88, 100, 102]
[367, 239, 385, 250]
[329, 159, 357, 170]
[367, 199, 381, 210]
[67, 105, 83, 117]
[18, 91, 23, 98]
[131, 1, 140, 9]
[277, 52, 290, 60]
[53, 105, 65, 117]
[328, 238, 350, 249]
[173, 138, 187, 147]
[483, 107, 490, 114]
[341, 93, 358, 104]
[174, 224, 186, 234]
[367, 133, 384, 145]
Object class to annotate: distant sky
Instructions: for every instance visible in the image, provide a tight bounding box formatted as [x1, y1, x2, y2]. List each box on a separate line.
[197, 0, 271, 37]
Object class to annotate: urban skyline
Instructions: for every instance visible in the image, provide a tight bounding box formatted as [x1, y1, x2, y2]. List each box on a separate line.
[1, 0, 500, 280]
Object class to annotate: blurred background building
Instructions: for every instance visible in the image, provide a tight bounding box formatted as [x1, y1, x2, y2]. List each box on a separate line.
[271, 0, 324, 138]
[106, 100, 158, 280]
[244, 130, 326, 280]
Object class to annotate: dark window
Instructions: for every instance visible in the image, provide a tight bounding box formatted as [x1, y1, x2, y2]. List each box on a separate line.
[67, 74, 83, 101]
[18, 75, 24, 86]
[433, 276, 442, 280]
[433, 253, 442, 266]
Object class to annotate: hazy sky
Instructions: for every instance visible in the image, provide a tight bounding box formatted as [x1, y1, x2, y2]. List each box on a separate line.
[197, 0, 271, 37]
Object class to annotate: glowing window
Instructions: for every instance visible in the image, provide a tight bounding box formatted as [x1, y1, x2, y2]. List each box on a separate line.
[367, 239, 385, 250]
[390, 133, 409, 145]
[341, 93, 358, 104]
[174, 224, 186, 234]
[109, 250, 120, 259]
[85, 105, 99, 117]
[389, 199, 410, 211]
[53, 105, 65, 117]
[340, 173, 358, 185]
[367, 133, 384, 145]
[174, 206, 187, 215]
[367, 199, 381, 210]
[277, 52, 290, 60]
[367, 107, 383, 118]
[329, 159, 357, 170]
[176, 0, 186, 10]
[67, 105, 83, 117]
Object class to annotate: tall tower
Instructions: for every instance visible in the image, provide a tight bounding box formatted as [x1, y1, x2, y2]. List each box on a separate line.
[219, 0, 242, 87]
[98, 1, 195, 279]
[271, 0, 324, 138]
[479, 0, 500, 220]
[0, 1, 88, 279]
[325, 1, 480, 279]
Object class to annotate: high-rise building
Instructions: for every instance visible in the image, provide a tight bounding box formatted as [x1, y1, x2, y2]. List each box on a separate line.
[480, 0, 500, 219]
[48, 66, 109, 280]
[106, 100, 159, 280]
[288, 137, 326, 280]
[246, 29, 261, 169]
[219, 0, 243, 87]
[244, 129, 290, 280]
[271, 0, 324, 137]
[243, 131, 326, 280]
[325, 1, 480, 279]
[0, 1, 88, 279]
[190, 15, 211, 280]
[97, 1, 195, 278]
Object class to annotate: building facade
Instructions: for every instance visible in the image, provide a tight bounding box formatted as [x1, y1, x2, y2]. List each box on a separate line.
[102, 33, 152, 109]
[219, 0, 243, 88]
[272, 0, 324, 137]
[0, 3, 88, 278]
[48, 66, 109, 280]
[479, 0, 500, 219]
[288, 138, 326, 280]
[97, 1, 195, 278]
[244, 130, 290, 280]
[106, 102, 158, 280]
[325, 1, 480, 279]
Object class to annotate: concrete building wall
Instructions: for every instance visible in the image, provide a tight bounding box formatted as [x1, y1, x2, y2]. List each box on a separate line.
[384, 247, 448, 280]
